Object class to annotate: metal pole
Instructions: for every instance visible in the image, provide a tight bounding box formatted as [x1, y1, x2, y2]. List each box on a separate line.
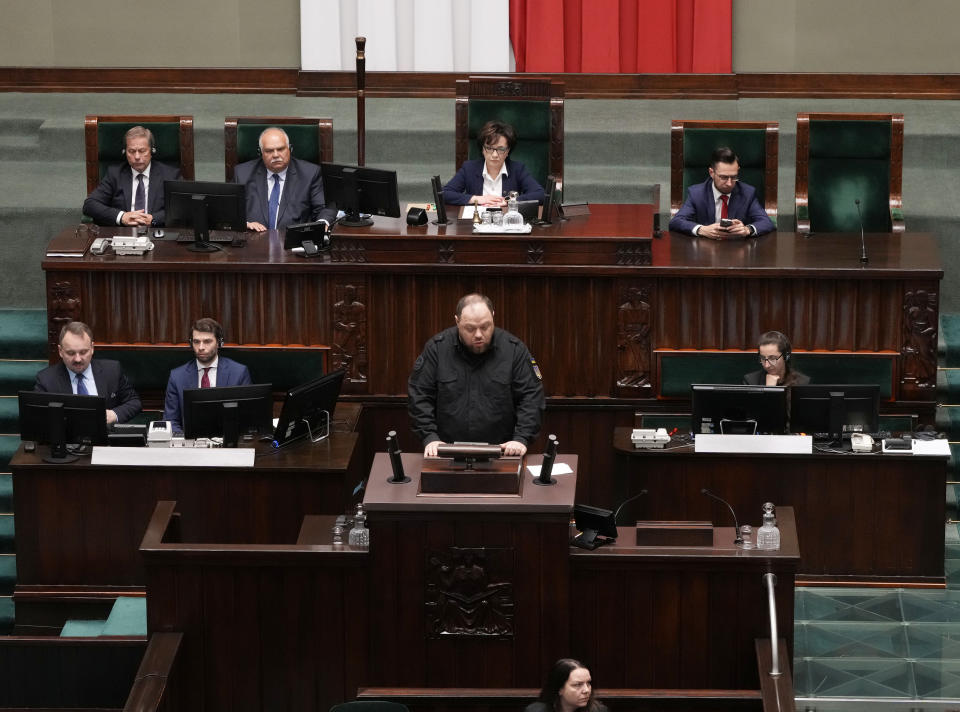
[763, 572, 782, 677]
[355, 36, 366, 167]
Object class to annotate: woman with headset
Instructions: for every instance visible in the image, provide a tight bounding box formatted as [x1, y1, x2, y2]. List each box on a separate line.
[743, 330, 809, 386]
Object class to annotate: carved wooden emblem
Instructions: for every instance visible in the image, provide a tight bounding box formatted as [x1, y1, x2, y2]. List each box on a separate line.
[330, 239, 366, 263]
[901, 287, 938, 390]
[526, 242, 545, 265]
[49, 280, 81, 348]
[616, 285, 653, 390]
[438, 242, 455, 264]
[331, 283, 368, 384]
[616, 242, 651, 266]
[492, 81, 524, 97]
[425, 547, 514, 638]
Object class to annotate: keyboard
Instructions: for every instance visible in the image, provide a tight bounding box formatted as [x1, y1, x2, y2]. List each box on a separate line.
[173, 230, 241, 243]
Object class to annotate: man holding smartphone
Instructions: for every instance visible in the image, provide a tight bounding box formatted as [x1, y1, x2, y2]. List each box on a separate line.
[668, 146, 775, 239]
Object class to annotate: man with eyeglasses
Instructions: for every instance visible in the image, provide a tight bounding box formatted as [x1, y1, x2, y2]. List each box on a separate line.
[669, 146, 774, 239]
[83, 125, 182, 227]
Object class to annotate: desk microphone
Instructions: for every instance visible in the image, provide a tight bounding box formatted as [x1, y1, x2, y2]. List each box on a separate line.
[534, 434, 558, 486]
[386, 430, 410, 484]
[613, 488, 648, 525]
[855, 198, 868, 264]
[701, 488, 743, 545]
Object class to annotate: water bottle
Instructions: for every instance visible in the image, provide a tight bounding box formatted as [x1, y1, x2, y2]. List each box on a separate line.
[503, 191, 524, 229]
[755, 502, 781, 551]
[348, 503, 370, 548]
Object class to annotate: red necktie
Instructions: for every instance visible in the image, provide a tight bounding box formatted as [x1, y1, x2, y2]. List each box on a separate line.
[200, 367, 211, 388]
[720, 194, 729, 220]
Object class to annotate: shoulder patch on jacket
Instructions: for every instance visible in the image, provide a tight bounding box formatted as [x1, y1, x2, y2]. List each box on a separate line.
[531, 358, 542, 380]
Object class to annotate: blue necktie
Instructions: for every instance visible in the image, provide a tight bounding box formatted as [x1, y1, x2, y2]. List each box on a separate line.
[76, 373, 88, 395]
[134, 173, 145, 212]
[268, 173, 280, 229]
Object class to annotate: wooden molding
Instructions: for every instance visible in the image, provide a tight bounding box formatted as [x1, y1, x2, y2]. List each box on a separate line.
[3, 67, 960, 99]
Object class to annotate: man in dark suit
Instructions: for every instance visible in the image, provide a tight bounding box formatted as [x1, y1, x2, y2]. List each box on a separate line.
[34, 321, 142, 424]
[668, 146, 775, 239]
[233, 127, 336, 231]
[163, 317, 252, 432]
[82, 125, 182, 227]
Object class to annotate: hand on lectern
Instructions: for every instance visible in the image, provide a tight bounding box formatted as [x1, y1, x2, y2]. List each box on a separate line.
[424, 441, 443, 458]
[501, 440, 527, 457]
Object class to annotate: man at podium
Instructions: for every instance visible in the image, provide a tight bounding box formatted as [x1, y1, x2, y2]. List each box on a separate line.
[408, 293, 545, 458]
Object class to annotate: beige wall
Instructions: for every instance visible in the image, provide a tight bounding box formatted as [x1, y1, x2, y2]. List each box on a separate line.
[733, 0, 960, 73]
[1, 0, 300, 67]
[3, 0, 960, 72]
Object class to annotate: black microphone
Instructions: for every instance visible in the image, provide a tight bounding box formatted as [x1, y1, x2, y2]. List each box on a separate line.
[534, 434, 558, 486]
[701, 488, 743, 545]
[386, 430, 410, 484]
[613, 488, 648, 525]
[855, 198, 868, 264]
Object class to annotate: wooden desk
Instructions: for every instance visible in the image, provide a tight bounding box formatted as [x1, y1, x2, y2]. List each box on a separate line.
[42, 219, 942, 504]
[613, 427, 947, 585]
[10, 431, 361, 623]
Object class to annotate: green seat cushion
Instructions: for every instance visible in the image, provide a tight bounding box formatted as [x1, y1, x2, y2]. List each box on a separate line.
[0, 310, 47, 360]
[682, 128, 768, 209]
[0, 360, 47, 393]
[0, 436, 18, 472]
[0, 474, 11, 511]
[468, 99, 552, 188]
[0, 398, 16, 434]
[0, 555, 15, 596]
[97, 121, 184, 181]
[235, 123, 323, 166]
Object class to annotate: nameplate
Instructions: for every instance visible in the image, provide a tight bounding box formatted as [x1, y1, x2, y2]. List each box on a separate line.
[694, 434, 812, 455]
[91, 446, 256, 468]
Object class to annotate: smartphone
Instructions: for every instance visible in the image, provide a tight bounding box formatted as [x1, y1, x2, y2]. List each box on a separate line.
[720, 218, 733, 228]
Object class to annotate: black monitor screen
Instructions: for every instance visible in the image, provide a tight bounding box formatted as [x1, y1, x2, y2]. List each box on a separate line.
[183, 383, 273, 446]
[321, 163, 401, 227]
[164, 180, 246, 244]
[691, 384, 787, 435]
[271, 370, 345, 449]
[789, 384, 880, 439]
[19, 390, 108, 462]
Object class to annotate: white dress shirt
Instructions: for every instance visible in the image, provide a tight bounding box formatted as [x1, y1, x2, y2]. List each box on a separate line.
[196, 356, 219, 387]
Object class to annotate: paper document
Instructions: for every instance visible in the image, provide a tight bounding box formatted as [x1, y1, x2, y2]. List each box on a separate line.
[527, 463, 573, 477]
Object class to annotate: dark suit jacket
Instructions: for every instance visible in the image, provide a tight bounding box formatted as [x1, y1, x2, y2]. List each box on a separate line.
[442, 158, 545, 206]
[743, 369, 810, 386]
[163, 356, 253, 432]
[234, 157, 336, 228]
[82, 160, 182, 227]
[669, 178, 775, 237]
[33, 360, 142, 423]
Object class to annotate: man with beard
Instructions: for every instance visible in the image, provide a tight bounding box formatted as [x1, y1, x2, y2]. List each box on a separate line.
[163, 318, 251, 432]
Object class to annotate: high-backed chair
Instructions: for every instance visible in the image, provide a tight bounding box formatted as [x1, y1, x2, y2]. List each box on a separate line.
[84, 115, 194, 194]
[454, 76, 564, 190]
[795, 112, 904, 233]
[224, 116, 334, 182]
[670, 120, 779, 224]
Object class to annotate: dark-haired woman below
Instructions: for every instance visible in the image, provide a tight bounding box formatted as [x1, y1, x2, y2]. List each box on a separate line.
[525, 659, 607, 712]
[743, 330, 810, 387]
[442, 120, 545, 208]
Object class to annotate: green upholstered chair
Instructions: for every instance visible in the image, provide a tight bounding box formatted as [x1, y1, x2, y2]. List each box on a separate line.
[795, 112, 904, 234]
[84, 115, 194, 195]
[224, 116, 334, 182]
[670, 120, 779, 225]
[454, 76, 564, 191]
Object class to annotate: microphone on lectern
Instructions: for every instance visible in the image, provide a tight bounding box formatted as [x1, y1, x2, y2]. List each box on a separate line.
[855, 198, 868, 264]
[613, 488, 648, 525]
[386, 430, 410, 484]
[701, 488, 743, 545]
[535, 434, 559, 486]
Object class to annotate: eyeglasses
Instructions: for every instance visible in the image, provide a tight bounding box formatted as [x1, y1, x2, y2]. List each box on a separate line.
[715, 174, 740, 183]
[483, 145, 509, 156]
[758, 354, 783, 365]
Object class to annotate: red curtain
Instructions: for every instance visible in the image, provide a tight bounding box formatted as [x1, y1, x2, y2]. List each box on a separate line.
[509, 0, 732, 73]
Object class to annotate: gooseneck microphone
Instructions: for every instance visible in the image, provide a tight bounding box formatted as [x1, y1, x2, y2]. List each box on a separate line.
[701, 488, 743, 545]
[613, 488, 648, 525]
[534, 434, 558, 486]
[386, 430, 410, 484]
[855, 198, 868, 264]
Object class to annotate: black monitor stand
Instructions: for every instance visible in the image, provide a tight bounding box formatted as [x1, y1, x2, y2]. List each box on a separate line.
[338, 171, 374, 227]
[187, 194, 220, 253]
[45, 401, 79, 464]
[221, 401, 240, 448]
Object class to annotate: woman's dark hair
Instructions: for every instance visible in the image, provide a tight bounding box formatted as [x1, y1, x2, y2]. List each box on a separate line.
[537, 658, 602, 712]
[758, 330, 803, 386]
[476, 120, 518, 154]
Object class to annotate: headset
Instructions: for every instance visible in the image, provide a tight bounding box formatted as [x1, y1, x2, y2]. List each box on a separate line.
[121, 127, 157, 157]
[188, 319, 225, 349]
[759, 330, 791, 362]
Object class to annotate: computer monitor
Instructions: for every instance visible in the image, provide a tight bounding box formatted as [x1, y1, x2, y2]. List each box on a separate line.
[572, 503, 618, 550]
[321, 163, 401, 227]
[271, 370, 345, 449]
[18, 391, 108, 463]
[789, 384, 880, 439]
[164, 180, 246, 252]
[182, 383, 273, 447]
[691, 384, 787, 435]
